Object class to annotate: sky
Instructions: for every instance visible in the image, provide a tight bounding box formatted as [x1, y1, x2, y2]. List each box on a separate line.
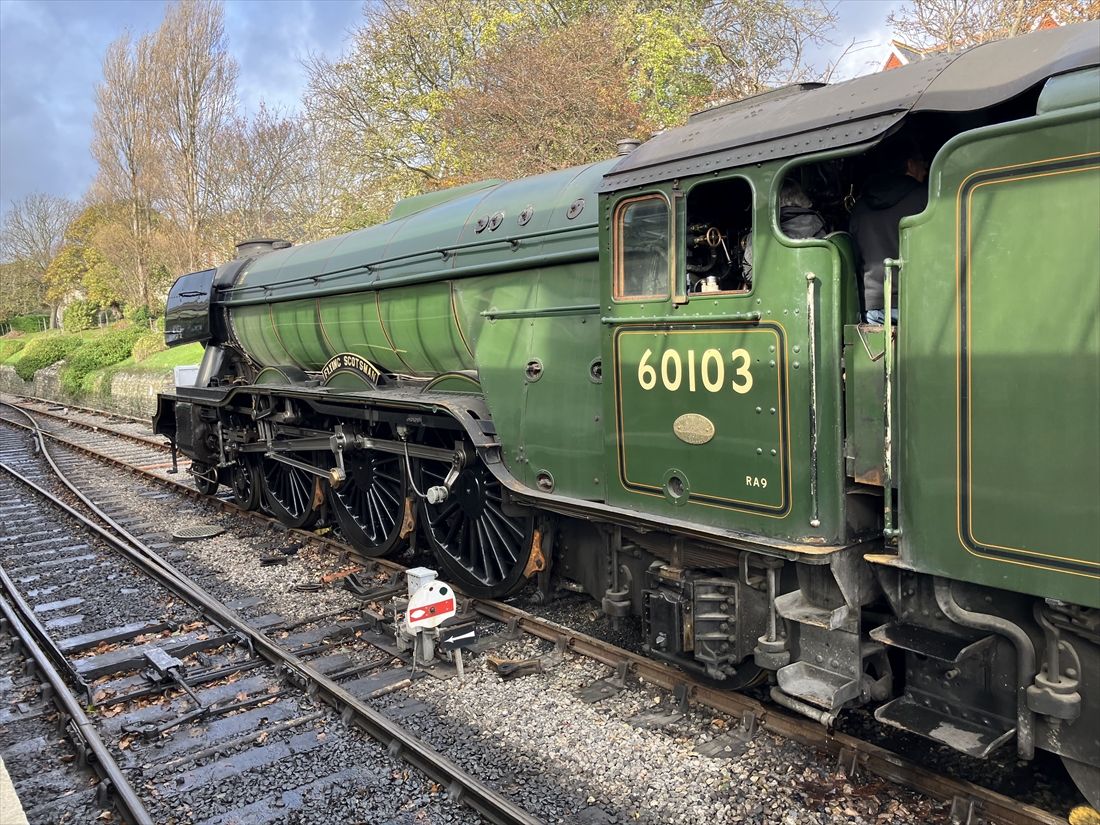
[0, 0, 904, 221]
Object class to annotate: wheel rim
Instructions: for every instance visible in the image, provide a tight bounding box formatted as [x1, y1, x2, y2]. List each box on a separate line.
[261, 456, 320, 528]
[329, 450, 407, 557]
[192, 462, 219, 496]
[419, 454, 534, 598]
[231, 458, 260, 510]
[1063, 755, 1100, 810]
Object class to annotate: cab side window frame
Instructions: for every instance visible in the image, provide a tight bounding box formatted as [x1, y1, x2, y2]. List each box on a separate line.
[613, 194, 672, 302]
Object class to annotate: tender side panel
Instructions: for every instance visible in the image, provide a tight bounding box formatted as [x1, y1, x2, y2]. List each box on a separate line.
[963, 159, 1100, 574]
[898, 108, 1100, 607]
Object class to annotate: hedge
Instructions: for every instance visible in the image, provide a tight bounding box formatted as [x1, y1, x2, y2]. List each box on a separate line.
[131, 331, 167, 362]
[6, 314, 49, 334]
[14, 334, 83, 382]
[60, 328, 143, 397]
[62, 300, 98, 332]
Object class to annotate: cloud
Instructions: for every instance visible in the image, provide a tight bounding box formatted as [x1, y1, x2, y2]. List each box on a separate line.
[0, 0, 359, 221]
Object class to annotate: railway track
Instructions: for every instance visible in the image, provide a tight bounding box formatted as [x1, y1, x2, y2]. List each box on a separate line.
[0, 401, 538, 824]
[0, 394, 1077, 825]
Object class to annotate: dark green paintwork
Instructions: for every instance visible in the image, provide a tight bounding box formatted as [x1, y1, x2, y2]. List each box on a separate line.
[896, 91, 1100, 606]
[217, 66, 1099, 605]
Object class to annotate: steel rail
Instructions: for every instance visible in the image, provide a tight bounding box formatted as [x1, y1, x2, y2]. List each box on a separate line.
[0, 399, 1070, 825]
[0, 568, 154, 825]
[0, 405, 542, 825]
[18, 395, 149, 425]
[7, 400, 168, 450]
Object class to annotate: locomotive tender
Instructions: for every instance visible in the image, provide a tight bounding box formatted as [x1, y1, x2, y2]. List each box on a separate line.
[155, 23, 1100, 804]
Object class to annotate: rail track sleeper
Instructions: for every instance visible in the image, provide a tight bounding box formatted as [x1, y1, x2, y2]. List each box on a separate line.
[0, 576, 154, 825]
[1, 405, 544, 825]
[0, 398, 1075, 825]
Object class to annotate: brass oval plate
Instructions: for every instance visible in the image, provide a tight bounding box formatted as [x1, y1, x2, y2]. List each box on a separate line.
[673, 413, 715, 445]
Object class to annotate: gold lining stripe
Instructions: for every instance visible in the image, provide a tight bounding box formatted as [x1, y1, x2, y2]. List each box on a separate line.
[955, 155, 1100, 573]
[268, 302, 306, 369]
[316, 297, 338, 358]
[374, 291, 418, 374]
[612, 325, 791, 517]
[450, 282, 476, 361]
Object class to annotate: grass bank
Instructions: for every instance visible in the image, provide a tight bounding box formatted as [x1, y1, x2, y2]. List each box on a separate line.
[0, 324, 202, 416]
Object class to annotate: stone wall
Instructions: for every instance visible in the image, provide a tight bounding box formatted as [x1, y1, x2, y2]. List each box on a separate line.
[0, 362, 173, 418]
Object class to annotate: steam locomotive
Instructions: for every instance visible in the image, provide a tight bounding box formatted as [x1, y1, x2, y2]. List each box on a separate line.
[155, 22, 1100, 807]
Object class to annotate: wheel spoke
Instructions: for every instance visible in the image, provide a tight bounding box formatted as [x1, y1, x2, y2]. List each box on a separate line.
[485, 501, 524, 542]
[483, 508, 519, 563]
[429, 498, 460, 527]
[479, 515, 508, 581]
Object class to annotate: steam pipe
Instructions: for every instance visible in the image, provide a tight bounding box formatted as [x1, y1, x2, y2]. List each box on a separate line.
[933, 577, 1035, 760]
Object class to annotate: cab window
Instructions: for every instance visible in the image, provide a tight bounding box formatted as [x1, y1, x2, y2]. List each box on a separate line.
[685, 177, 753, 294]
[614, 195, 670, 300]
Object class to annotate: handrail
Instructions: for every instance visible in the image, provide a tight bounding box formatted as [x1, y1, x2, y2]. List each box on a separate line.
[221, 247, 597, 308]
[220, 221, 596, 297]
[882, 257, 900, 540]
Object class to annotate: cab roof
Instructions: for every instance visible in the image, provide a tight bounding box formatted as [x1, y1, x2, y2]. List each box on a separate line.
[600, 21, 1100, 193]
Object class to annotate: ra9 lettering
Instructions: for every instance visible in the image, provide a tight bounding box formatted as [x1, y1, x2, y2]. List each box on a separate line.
[638, 347, 753, 394]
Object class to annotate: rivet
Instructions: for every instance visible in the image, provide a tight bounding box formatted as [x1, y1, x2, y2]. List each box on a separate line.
[793, 362, 800, 369]
[793, 345, 800, 353]
[755, 406, 762, 414]
[770, 408, 776, 415]
[756, 448, 762, 455]
[770, 449, 777, 456]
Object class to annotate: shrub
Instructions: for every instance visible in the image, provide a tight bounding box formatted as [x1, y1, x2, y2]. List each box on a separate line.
[7, 314, 49, 334]
[0, 339, 26, 362]
[14, 334, 82, 382]
[124, 304, 153, 328]
[131, 332, 167, 362]
[60, 328, 142, 396]
[62, 300, 98, 333]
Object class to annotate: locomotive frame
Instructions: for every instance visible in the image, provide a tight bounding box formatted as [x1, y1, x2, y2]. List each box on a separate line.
[154, 23, 1100, 807]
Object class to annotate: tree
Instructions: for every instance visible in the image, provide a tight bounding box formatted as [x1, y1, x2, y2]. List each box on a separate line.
[701, 0, 846, 101]
[0, 260, 43, 321]
[209, 104, 315, 252]
[151, 0, 239, 270]
[0, 194, 77, 326]
[92, 31, 160, 311]
[304, 0, 843, 227]
[887, 0, 1100, 50]
[441, 15, 652, 181]
[44, 205, 128, 310]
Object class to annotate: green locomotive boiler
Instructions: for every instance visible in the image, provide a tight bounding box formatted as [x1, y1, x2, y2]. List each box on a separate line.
[155, 22, 1100, 806]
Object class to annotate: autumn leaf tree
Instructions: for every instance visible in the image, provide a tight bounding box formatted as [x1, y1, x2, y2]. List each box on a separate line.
[151, 0, 239, 270]
[92, 32, 160, 311]
[0, 194, 77, 326]
[305, 0, 843, 228]
[888, 0, 1100, 50]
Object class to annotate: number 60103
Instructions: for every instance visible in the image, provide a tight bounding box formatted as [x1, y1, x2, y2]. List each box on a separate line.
[636, 347, 753, 394]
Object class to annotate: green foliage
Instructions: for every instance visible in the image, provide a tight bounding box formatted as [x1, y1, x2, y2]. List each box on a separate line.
[131, 331, 167, 362]
[124, 304, 155, 328]
[6, 314, 49, 334]
[0, 339, 27, 362]
[45, 205, 129, 309]
[62, 300, 99, 332]
[0, 260, 46, 320]
[59, 328, 142, 396]
[13, 334, 83, 382]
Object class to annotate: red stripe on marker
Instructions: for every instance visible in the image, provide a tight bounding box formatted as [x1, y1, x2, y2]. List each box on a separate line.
[408, 598, 455, 622]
